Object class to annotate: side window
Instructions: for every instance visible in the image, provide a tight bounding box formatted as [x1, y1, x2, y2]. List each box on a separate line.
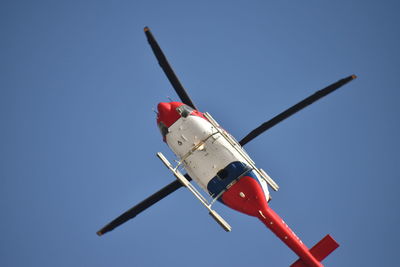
[217, 169, 229, 180]
[158, 122, 169, 137]
[176, 105, 194, 118]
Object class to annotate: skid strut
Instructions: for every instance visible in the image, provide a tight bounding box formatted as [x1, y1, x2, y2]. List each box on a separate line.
[157, 152, 232, 232]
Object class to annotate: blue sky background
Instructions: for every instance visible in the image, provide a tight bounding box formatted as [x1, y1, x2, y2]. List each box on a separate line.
[1, 1, 399, 266]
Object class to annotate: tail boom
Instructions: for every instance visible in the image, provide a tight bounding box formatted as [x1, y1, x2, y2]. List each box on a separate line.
[258, 206, 339, 267]
[220, 172, 339, 267]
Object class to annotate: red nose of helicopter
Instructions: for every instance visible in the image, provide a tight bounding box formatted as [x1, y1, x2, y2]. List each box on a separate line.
[156, 102, 182, 128]
[156, 102, 185, 141]
[156, 102, 205, 141]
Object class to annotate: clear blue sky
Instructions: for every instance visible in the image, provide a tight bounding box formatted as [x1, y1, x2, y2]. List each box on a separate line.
[1, 1, 399, 266]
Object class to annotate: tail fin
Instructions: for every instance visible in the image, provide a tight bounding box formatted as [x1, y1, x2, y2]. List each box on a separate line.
[291, 235, 339, 267]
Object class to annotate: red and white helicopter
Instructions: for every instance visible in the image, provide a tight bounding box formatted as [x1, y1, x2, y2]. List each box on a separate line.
[97, 27, 356, 267]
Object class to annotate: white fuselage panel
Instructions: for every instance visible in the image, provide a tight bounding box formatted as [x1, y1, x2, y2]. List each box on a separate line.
[165, 115, 268, 197]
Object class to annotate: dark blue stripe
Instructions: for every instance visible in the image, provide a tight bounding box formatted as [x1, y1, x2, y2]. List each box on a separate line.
[207, 161, 260, 203]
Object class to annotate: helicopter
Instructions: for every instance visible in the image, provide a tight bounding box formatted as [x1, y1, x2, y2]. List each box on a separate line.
[97, 27, 356, 267]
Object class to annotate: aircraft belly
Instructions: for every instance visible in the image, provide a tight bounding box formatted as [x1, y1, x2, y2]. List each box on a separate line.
[166, 115, 251, 193]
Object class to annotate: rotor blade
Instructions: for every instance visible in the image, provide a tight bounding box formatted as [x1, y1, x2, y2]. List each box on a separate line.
[144, 27, 197, 110]
[97, 175, 191, 236]
[239, 75, 357, 146]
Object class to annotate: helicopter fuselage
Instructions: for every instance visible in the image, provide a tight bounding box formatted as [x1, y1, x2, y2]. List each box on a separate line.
[162, 104, 270, 203]
[156, 101, 338, 267]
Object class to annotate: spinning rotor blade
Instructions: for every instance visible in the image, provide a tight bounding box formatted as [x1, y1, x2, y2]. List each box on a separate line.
[239, 75, 357, 146]
[97, 176, 191, 236]
[144, 27, 197, 110]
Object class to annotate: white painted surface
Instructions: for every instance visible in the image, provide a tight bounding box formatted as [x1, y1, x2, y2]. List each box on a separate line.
[166, 115, 270, 201]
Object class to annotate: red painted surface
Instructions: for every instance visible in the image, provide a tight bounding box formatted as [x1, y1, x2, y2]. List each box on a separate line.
[291, 235, 339, 267]
[222, 177, 337, 267]
[221, 176, 268, 217]
[156, 102, 338, 266]
[156, 101, 206, 128]
[157, 102, 182, 128]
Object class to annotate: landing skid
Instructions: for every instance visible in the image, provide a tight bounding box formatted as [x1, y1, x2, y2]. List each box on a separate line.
[156, 152, 232, 232]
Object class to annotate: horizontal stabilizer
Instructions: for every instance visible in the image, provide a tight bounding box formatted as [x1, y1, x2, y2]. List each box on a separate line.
[291, 234, 339, 267]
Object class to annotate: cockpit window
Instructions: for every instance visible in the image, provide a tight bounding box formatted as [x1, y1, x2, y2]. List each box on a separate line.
[158, 122, 169, 137]
[176, 105, 194, 118]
